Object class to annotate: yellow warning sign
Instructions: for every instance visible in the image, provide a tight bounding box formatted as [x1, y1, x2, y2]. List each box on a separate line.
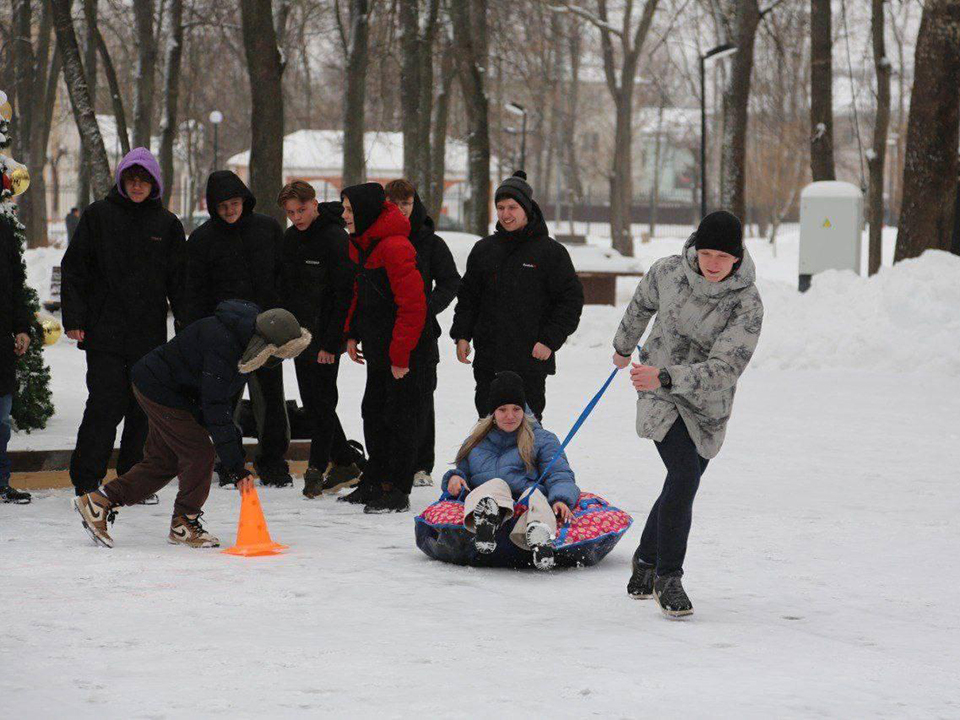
[823, 218, 832, 228]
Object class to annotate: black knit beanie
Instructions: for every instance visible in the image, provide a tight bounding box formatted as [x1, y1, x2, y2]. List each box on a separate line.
[488, 371, 526, 412]
[694, 210, 743, 258]
[341, 182, 386, 237]
[494, 171, 534, 219]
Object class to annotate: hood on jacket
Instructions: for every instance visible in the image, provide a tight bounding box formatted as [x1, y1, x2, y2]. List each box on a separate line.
[681, 234, 757, 298]
[205, 171, 256, 226]
[213, 299, 259, 347]
[494, 199, 548, 241]
[316, 200, 346, 228]
[116, 147, 163, 200]
[408, 192, 434, 238]
[350, 201, 411, 252]
[341, 182, 386, 237]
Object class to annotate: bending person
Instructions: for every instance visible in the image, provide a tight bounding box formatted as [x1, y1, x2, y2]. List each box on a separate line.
[441, 371, 580, 570]
[73, 301, 311, 549]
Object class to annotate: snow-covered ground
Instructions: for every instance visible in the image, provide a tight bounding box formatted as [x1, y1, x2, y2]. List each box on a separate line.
[3, 229, 960, 716]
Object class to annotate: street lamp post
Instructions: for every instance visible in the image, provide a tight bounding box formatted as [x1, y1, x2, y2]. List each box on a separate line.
[209, 110, 223, 170]
[505, 102, 527, 170]
[699, 43, 737, 219]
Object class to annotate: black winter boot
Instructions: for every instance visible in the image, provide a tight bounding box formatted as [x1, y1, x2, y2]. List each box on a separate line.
[363, 487, 410, 514]
[258, 461, 293, 488]
[337, 474, 381, 505]
[627, 552, 655, 599]
[653, 573, 694, 618]
[472, 497, 501, 554]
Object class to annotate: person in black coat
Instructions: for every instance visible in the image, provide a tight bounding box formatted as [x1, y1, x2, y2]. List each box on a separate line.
[0, 217, 35, 504]
[60, 147, 186, 497]
[384, 180, 460, 487]
[276, 180, 363, 498]
[184, 171, 291, 486]
[73, 300, 312, 549]
[450, 171, 584, 420]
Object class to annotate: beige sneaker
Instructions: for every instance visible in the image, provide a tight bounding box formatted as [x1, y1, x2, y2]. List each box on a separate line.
[169, 513, 220, 548]
[74, 492, 116, 548]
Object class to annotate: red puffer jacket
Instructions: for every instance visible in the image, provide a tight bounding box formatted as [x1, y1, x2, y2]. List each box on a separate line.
[345, 202, 426, 369]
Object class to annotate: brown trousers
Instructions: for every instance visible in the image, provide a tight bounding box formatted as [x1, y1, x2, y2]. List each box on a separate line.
[102, 387, 216, 516]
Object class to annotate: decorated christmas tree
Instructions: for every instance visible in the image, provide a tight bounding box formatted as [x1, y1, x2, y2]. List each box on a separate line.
[0, 90, 54, 431]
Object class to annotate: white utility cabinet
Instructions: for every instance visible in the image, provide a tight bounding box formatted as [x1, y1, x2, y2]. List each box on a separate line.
[798, 181, 863, 291]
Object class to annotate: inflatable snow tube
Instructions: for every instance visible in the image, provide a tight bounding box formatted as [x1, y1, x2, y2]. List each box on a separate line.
[415, 492, 632, 569]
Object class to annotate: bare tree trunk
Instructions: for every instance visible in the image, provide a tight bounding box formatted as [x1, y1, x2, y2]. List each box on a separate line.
[894, 0, 960, 262]
[810, 0, 836, 181]
[415, 0, 440, 193]
[593, 0, 659, 257]
[399, 0, 421, 185]
[240, 0, 285, 224]
[720, 0, 760, 220]
[76, 0, 99, 208]
[342, 0, 370, 187]
[158, 0, 184, 209]
[132, 0, 158, 148]
[94, 18, 130, 156]
[449, 0, 491, 237]
[867, 0, 890, 275]
[426, 40, 454, 221]
[649, 103, 664, 237]
[51, 0, 113, 198]
[562, 21, 583, 201]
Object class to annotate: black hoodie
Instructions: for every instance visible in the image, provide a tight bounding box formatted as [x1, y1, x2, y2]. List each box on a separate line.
[279, 201, 356, 354]
[408, 194, 461, 363]
[183, 171, 283, 326]
[449, 201, 584, 375]
[132, 299, 257, 473]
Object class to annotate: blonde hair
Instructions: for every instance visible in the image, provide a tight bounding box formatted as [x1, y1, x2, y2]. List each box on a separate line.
[455, 413, 537, 474]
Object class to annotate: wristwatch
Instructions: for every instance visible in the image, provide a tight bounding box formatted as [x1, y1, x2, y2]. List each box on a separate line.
[658, 369, 672, 389]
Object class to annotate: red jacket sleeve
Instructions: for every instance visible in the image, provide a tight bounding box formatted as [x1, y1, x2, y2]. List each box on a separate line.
[380, 236, 426, 368]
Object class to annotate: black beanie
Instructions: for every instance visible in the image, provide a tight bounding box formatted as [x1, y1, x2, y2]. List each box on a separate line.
[694, 210, 743, 258]
[488, 371, 526, 412]
[494, 171, 534, 219]
[341, 182, 386, 237]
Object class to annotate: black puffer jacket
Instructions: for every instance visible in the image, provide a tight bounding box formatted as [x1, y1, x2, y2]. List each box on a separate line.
[408, 194, 460, 364]
[60, 187, 186, 360]
[450, 202, 583, 375]
[183, 171, 283, 326]
[0, 219, 35, 396]
[279, 202, 356, 355]
[132, 300, 258, 474]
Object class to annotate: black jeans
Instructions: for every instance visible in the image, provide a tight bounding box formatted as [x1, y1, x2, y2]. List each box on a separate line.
[361, 363, 424, 495]
[70, 350, 148, 495]
[293, 352, 353, 470]
[473, 367, 546, 421]
[636, 418, 709, 577]
[415, 363, 438, 474]
[244, 362, 290, 469]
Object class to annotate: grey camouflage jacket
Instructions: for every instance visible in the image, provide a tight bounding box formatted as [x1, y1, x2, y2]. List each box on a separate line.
[613, 236, 763, 459]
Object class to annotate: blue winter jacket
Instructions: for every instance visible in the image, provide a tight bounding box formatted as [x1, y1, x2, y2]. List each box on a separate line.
[441, 419, 580, 507]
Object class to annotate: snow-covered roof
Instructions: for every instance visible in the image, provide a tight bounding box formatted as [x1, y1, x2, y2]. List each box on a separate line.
[227, 130, 495, 179]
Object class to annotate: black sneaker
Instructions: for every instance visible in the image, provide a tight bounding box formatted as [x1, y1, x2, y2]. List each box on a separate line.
[653, 573, 694, 618]
[337, 475, 381, 505]
[627, 555, 655, 599]
[0, 485, 32, 504]
[302, 466, 325, 499]
[136, 493, 159, 505]
[319, 462, 362, 495]
[258, 461, 293, 488]
[472, 497, 501, 554]
[363, 488, 410, 514]
[216, 463, 235, 488]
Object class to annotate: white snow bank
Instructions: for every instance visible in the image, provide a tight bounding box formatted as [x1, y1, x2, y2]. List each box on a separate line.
[563, 249, 960, 376]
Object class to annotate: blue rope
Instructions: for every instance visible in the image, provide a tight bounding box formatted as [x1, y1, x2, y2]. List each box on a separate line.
[519, 346, 639, 508]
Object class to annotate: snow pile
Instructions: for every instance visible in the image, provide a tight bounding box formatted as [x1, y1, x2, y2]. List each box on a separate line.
[754, 250, 960, 375]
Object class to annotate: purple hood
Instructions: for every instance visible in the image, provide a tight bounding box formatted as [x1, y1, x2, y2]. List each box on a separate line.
[115, 147, 163, 200]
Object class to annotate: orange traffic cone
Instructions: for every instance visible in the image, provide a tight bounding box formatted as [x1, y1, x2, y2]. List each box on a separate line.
[222, 486, 288, 557]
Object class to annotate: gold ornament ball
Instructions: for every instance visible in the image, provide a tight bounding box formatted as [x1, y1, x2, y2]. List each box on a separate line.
[38, 314, 62, 346]
[10, 165, 29, 196]
[0, 102, 11, 122]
